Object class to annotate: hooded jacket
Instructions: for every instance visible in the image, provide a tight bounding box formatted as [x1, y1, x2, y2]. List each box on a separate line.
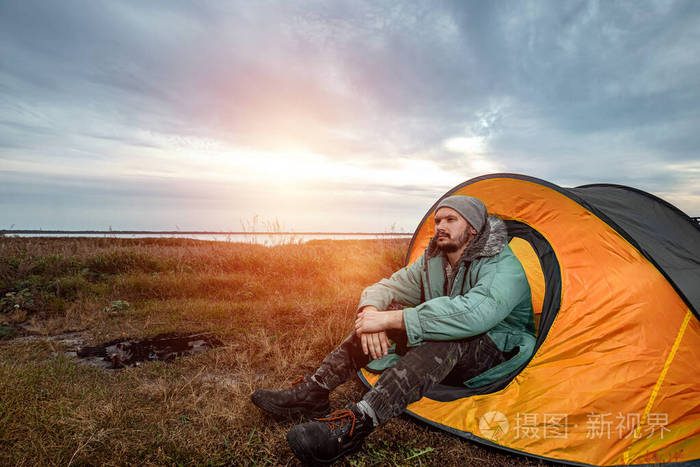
[357, 214, 536, 388]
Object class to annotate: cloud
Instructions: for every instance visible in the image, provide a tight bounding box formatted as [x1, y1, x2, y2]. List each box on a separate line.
[1, 0, 699, 230]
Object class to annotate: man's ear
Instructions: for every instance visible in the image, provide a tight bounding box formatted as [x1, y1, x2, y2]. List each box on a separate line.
[469, 226, 477, 235]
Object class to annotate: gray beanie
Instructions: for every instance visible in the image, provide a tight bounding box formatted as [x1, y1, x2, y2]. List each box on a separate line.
[435, 195, 488, 232]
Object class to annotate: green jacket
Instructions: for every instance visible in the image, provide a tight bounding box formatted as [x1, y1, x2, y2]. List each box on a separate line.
[357, 215, 536, 388]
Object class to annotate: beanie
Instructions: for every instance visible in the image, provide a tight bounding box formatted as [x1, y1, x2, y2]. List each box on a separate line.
[435, 195, 488, 232]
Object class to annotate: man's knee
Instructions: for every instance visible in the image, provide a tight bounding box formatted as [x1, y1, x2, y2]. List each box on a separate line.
[387, 339, 465, 380]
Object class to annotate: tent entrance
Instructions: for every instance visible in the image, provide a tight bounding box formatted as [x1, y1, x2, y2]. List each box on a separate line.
[424, 221, 561, 402]
[505, 220, 561, 345]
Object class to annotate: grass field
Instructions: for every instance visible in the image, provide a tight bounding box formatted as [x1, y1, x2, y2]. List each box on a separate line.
[0, 236, 556, 466]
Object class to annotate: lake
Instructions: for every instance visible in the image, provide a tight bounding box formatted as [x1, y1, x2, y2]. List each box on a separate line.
[3, 232, 412, 246]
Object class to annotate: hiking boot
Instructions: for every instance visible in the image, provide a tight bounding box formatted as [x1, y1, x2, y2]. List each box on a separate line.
[251, 376, 330, 420]
[286, 404, 374, 465]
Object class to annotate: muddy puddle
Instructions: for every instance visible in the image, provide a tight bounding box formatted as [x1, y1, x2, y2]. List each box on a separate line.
[76, 332, 224, 369]
[5, 329, 224, 369]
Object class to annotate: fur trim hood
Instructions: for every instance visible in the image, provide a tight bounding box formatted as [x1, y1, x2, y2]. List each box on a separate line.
[425, 214, 508, 264]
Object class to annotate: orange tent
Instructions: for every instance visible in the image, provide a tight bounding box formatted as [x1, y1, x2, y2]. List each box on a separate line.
[360, 174, 700, 466]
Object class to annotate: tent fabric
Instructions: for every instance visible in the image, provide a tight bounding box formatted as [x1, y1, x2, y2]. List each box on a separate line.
[569, 184, 700, 320]
[359, 174, 700, 466]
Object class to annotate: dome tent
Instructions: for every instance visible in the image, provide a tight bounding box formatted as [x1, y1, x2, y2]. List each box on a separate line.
[359, 174, 700, 466]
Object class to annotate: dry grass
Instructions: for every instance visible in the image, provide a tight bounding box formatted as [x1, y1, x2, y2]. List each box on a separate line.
[0, 237, 557, 466]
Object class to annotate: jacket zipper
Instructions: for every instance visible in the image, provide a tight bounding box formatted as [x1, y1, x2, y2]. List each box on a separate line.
[423, 256, 433, 300]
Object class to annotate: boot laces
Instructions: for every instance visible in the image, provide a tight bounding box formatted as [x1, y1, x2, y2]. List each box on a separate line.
[291, 376, 307, 387]
[315, 408, 357, 436]
[290, 376, 314, 394]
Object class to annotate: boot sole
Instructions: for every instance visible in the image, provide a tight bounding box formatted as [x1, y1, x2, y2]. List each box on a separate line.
[250, 392, 329, 420]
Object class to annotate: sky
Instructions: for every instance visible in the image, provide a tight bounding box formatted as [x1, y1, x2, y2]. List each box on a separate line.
[1, 0, 699, 232]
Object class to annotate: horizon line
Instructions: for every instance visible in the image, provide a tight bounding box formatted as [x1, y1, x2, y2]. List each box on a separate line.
[0, 229, 413, 236]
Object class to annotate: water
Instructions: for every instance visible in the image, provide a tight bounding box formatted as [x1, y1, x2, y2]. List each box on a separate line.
[6, 232, 412, 246]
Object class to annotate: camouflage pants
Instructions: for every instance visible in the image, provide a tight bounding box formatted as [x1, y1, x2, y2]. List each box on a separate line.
[312, 330, 506, 424]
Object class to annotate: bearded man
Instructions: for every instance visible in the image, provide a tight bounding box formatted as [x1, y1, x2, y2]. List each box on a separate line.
[251, 195, 535, 464]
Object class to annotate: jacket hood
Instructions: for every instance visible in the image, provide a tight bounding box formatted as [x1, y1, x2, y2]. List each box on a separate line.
[426, 214, 508, 263]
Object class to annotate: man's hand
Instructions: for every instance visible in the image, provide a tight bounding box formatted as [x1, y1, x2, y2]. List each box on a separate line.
[355, 307, 405, 334]
[355, 306, 406, 360]
[360, 331, 390, 360]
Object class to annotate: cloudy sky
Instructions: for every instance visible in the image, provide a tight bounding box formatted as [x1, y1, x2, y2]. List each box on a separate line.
[1, 0, 699, 232]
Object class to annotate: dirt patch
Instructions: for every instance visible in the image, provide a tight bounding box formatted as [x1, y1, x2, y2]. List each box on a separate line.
[76, 332, 224, 368]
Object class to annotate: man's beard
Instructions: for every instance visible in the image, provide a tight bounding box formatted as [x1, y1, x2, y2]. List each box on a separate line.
[436, 230, 472, 253]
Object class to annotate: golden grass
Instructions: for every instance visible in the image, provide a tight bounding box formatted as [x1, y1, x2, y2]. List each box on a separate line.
[0, 237, 554, 466]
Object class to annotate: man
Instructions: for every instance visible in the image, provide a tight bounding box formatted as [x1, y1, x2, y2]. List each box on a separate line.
[251, 195, 535, 465]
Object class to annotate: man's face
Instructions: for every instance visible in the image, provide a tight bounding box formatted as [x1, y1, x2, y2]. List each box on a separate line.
[434, 207, 476, 253]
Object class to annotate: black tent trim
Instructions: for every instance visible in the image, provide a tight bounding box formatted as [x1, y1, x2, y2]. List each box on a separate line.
[505, 221, 561, 355]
